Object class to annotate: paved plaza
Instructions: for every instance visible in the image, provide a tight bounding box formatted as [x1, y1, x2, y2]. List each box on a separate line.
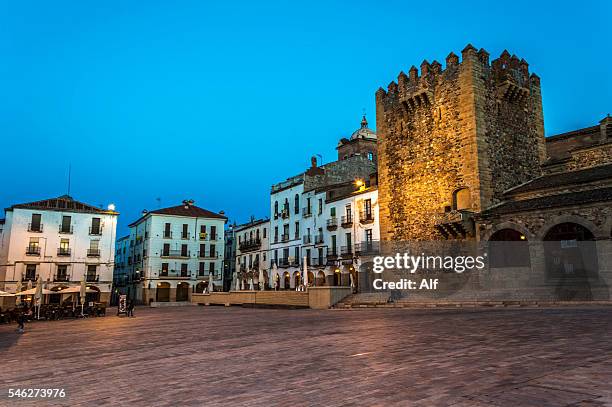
[1, 305, 611, 406]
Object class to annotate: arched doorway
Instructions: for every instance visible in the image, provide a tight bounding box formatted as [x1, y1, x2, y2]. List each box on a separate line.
[176, 282, 190, 302]
[156, 282, 170, 302]
[333, 269, 341, 286]
[195, 282, 206, 294]
[283, 272, 290, 290]
[543, 222, 597, 300]
[293, 271, 301, 288]
[489, 228, 531, 268]
[316, 271, 326, 286]
[307, 271, 314, 287]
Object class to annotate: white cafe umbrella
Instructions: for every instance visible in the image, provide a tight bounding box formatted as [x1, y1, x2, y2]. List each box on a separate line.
[258, 268, 265, 291]
[303, 256, 308, 287]
[80, 276, 87, 316]
[15, 278, 22, 305]
[272, 263, 278, 290]
[248, 267, 254, 290]
[234, 272, 240, 291]
[0, 290, 14, 297]
[208, 271, 214, 293]
[34, 275, 43, 319]
[27, 279, 33, 290]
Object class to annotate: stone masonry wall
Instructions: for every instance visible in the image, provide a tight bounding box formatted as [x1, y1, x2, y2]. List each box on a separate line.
[376, 44, 545, 241]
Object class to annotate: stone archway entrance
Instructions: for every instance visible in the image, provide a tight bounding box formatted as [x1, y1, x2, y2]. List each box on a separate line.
[543, 222, 598, 300]
[156, 282, 170, 302]
[283, 272, 290, 290]
[176, 282, 190, 302]
[316, 271, 326, 286]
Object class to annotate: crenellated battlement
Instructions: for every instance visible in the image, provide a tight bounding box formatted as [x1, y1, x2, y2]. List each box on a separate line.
[376, 44, 540, 105]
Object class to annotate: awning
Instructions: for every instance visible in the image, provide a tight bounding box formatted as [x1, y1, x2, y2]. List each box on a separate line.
[14, 288, 54, 296]
[56, 286, 97, 294]
[0, 290, 15, 297]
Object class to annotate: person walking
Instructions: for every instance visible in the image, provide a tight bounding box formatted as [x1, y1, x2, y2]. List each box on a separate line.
[127, 299, 135, 317]
[16, 307, 31, 333]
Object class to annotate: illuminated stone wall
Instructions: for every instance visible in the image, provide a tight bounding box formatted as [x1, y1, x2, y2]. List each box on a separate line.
[376, 45, 545, 241]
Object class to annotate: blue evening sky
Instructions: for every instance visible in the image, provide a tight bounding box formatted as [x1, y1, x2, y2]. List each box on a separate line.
[1, 0, 609, 235]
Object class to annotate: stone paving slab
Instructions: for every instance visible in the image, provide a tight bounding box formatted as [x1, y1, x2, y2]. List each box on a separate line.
[0, 306, 611, 406]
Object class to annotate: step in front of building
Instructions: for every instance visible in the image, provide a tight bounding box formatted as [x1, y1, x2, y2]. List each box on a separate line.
[333, 298, 612, 309]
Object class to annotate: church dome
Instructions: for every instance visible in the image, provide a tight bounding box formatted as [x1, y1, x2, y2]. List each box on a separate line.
[350, 115, 377, 141]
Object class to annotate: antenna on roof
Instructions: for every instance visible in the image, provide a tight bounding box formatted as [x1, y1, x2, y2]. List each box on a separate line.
[156, 197, 161, 208]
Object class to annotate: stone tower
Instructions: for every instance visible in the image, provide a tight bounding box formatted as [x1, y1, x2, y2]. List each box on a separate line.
[376, 44, 545, 240]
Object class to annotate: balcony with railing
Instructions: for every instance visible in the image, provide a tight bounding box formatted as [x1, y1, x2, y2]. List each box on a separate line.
[302, 207, 312, 218]
[163, 231, 173, 239]
[86, 274, 99, 282]
[326, 218, 338, 230]
[239, 238, 261, 252]
[26, 245, 41, 256]
[28, 223, 43, 233]
[359, 211, 374, 224]
[340, 245, 353, 257]
[198, 250, 218, 259]
[54, 274, 70, 282]
[327, 248, 339, 260]
[281, 233, 290, 242]
[315, 234, 325, 244]
[341, 215, 353, 228]
[277, 258, 290, 267]
[355, 240, 380, 255]
[303, 235, 312, 244]
[181, 232, 190, 240]
[159, 269, 192, 279]
[309, 257, 325, 267]
[57, 247, 72, 256]
[89, 226, 103, 236]
[23, 273, 38, 281]
[161, 249, 190, 258]
[87, 248, 101, 257]
[59, 224, 73, 234]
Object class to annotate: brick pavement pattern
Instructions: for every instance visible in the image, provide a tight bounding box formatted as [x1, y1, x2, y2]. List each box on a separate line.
[1, 306, 611, 406]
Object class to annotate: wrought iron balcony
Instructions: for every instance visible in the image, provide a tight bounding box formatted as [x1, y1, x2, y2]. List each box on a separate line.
[354, 241, 380, 255]
[161, 250, 190, 258]
[327, 218, 338, 230]
[359, 211, 374, 224]
[303, 235, 312, 244]
[309, 257, 325, 267]
[302, 207, 312, 217]
[163, 231, 173, 239]
[26, 245, 41, 255]
[89, 226, 103, 236]
[57, 247, 72, 256]
[278, 258, 290, 267]
[281, 209, 290, 219]
[59, 224, 73, 234]
[327, 249, 339, 260]
[239, 238, 261, 251]
[28, 223, 43, 233]
[281, 233, 290, 242]
[198, 250, 218, 259]
[87, 248, 101, 257]
[315, 234, 325, 244]
[54, 274, 69, 282]
[86, 274, 99, 282]
[341, 215, 353, 227]
[340, 246, 353, 256]
[181, 233, 190, 240]
[23, 273, 38, 281]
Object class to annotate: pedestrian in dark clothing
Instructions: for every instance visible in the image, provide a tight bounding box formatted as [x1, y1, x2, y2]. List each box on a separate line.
[16, 308, 30, 333]
[127, 300, 135, 317]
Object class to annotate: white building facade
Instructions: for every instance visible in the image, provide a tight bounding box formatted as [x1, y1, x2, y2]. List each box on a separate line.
[124, 200, 227, 304]
[0, 195, 118, 305]
[234, 218, 270, 290]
